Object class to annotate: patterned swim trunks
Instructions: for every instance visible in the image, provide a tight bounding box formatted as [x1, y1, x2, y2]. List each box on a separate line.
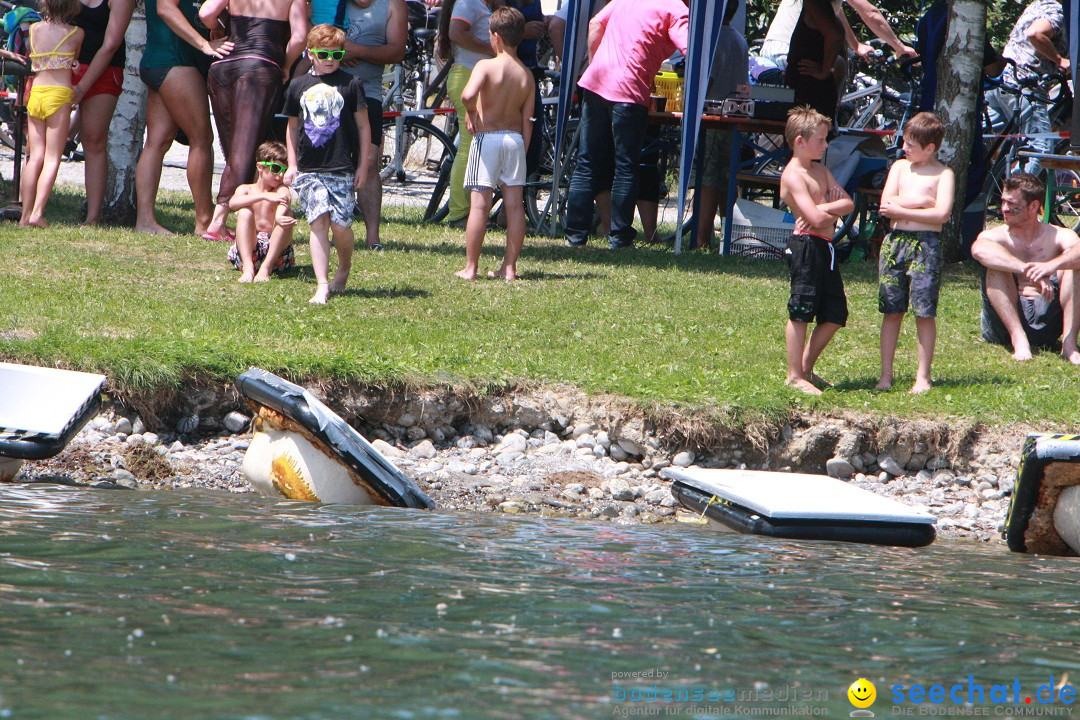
[878, 230, 942, 318]
[228, 231, 296, 274]
[292, 172, 355, 227]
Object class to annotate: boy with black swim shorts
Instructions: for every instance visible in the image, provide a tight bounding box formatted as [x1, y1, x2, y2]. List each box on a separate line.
[284, 23, 372, 304]
[226, 141, 298, 283]
[876, 112, 954, 394]
[779, 105, 854, 396]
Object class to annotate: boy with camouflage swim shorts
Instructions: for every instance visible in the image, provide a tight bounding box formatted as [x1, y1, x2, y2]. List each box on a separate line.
[284, 24, 372, 304]
[876, 112, 955, 394]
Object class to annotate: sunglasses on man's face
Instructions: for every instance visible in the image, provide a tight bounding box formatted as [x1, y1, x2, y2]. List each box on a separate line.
[309, 48, 346, 60]
[258, 161, 287, 175]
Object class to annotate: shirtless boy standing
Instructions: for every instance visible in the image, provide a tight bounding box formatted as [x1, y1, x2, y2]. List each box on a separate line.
[972, 172, 1080, 364]
[454, 6, 534, 281]
[876, 112, 954, 393]
[779, 105, 854, 395]
[226, 141, 297, 283]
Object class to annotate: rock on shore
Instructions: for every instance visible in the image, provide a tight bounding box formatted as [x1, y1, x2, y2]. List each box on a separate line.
[16, 407, 1024, 543]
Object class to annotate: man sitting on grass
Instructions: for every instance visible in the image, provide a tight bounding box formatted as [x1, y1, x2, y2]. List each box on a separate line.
[972, 172, 1080, 363]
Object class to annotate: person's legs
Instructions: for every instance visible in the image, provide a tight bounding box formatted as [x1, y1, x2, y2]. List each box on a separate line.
[983, 268, 1033, 360]
[26, 104, 73, 225]
[158, 66, 215, 235]
[329, 220, 355, 294]
[802, 321, 841, 384]
[208, 62, 283, 236]
[493, 183, 524, 280]
[254, 226, 294, 282]
[135, 89, 179, 234]
[234, 208, 258, 282]
[456, 187, 493, 280]
[1021, 100, 1051, 177]
[19, 116, 46, 226]
[308, 213, 332, 304]
[78, 92, 120, 224]
[695, 185, 721, 250]
[785, 320, 820, 395]
[1059, 269, 1080, 363]
[608, 101, 648, 248]
[565, 90, 614, 246]
[876, 313, 903, 390]
[911, 316, 936, 393]
[447, 63, 473, 223]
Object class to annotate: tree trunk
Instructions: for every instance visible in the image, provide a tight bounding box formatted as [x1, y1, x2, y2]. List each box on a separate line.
[102, 8, 146, 225]
[933, 0, 986, 263]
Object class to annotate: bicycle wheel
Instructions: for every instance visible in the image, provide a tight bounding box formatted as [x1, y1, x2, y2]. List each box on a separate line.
[380, 116, 456, 222]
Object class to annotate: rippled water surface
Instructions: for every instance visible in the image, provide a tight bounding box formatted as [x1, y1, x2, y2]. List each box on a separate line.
[2, 484, 1080, 719]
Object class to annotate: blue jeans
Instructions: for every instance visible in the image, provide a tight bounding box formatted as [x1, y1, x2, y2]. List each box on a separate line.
[565, 89, 649, 248]
[984, 87, 1053, 176]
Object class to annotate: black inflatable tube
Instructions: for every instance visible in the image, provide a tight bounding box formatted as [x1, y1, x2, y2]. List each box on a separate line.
[235, 368, 434, 510]
[1004, 434, 1080, 553]
[671, 481, 936, 548]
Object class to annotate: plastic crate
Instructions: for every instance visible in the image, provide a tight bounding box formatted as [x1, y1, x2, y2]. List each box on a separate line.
[654, 72, 683, 113]
[723, 221, 791, 260]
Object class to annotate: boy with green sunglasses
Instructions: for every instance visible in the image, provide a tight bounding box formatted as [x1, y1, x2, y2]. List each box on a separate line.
[226, 141, 297, 283]
[283, 23, 373, 304]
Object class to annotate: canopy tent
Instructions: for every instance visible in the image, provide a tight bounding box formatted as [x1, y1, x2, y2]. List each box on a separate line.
[552, 0, 729, 252]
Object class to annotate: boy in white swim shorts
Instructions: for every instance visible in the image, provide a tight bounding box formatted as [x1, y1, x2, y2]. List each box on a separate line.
[454, 6, 534, 281]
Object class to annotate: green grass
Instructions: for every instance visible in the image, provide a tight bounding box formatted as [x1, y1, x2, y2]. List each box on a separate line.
[1, 185, 1077, 428]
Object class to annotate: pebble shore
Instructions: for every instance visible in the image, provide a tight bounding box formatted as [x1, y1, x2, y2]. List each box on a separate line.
[18, 407, 1019, 544]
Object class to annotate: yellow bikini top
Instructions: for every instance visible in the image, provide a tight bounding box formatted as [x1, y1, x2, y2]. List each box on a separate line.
[29, 26, 79, 72]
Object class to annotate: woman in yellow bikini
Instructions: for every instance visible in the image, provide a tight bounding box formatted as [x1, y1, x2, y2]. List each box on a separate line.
[20, 0, 84, 228]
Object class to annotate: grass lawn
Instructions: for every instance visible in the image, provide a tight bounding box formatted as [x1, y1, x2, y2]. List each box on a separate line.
[1, 185, 1077, 428]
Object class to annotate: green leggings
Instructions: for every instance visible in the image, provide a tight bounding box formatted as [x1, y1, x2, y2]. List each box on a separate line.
[448, 63, 473, 222]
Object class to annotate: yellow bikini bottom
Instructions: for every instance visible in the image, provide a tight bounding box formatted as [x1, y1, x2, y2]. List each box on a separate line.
[26, 84, 73, 121]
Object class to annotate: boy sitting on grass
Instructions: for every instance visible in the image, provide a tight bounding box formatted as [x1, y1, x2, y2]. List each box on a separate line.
[876, 111, 954, 394]
[284, 23, 372, 304]
[453, 6, 534, 281]
[779, 105, 854, 396]
[227, 141, 297, 283]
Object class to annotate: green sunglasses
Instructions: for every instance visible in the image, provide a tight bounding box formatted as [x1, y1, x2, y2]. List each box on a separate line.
[309, 48, 346, 60]
[257, 161, 287, 174]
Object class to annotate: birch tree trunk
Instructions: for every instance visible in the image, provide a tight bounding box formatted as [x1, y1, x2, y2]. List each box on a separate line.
[102, 8, 146, 225]
[933, 0, 987, 262]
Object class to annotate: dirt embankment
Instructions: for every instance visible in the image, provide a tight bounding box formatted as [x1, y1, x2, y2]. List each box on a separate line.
[19, 378, 1042, 542]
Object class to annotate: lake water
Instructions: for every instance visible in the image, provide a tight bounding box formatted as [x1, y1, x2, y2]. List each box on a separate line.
[2, 483, 1079, 720]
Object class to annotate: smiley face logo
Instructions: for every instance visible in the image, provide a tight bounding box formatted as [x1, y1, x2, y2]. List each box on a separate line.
[848, 678, 876, 709]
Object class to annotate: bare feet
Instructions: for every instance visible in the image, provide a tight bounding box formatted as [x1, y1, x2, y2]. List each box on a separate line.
[238, 270, 254, 283]
[809, 372, 832, 389]
[20, 216, 48, 228]
[136, 221, 175, 236]
[1063, 349, 1080, 365]
[1011, 337, 1033, 361]
[786, 377, 823, 396]
[875, 376, 893, 390]
[253, 272, 271, 283]
[329, 268, 349, 294]
[309, 282, 330, 305]
[909, 379, 932, 394]
[488, 265, 517, 281]
[454, 268, 477, 280]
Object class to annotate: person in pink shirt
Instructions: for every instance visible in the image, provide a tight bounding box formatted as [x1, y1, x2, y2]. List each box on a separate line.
[564, 0, 688, 249]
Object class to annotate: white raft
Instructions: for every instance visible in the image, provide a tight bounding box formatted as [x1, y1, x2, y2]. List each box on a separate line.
[235, 368, 434, 509]
[665, 467, 936, 547]
[0, 362, 106, 481]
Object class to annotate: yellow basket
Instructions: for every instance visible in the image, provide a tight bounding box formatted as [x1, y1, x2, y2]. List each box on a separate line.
[654, 71, 683, 112]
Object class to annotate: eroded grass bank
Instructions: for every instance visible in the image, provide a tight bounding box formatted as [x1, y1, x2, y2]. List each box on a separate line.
[3, 186, 1079, 433]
